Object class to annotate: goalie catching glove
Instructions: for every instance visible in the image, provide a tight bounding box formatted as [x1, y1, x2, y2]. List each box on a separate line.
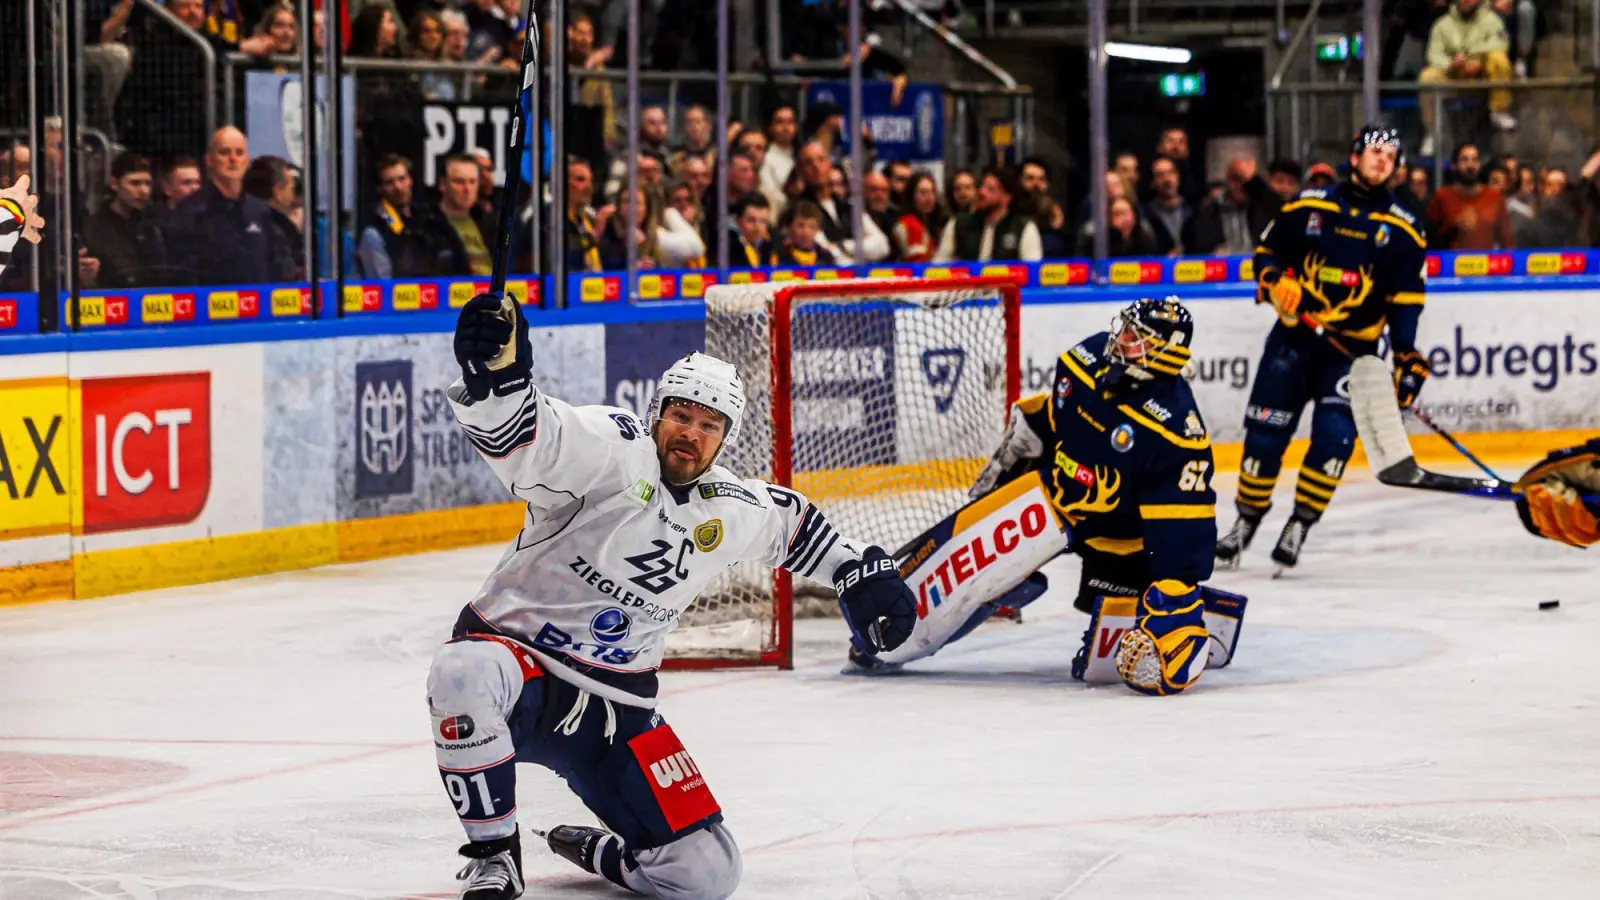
[833, 546, 916, 654]
[1514, 439, 1600, 548]
[454, 293, 533, 402]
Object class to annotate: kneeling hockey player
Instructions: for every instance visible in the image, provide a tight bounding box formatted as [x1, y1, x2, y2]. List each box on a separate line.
[431, 294, 917, 899]
[852, 297, 1245, 696]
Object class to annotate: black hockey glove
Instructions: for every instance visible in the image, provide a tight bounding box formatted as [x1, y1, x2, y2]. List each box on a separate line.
[454, 293, 532, 402]
[1392, 349, 1430, 410]
[832, 545, 916, 654]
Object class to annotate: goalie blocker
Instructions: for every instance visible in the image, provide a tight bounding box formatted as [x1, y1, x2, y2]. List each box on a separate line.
[851, 471, 1248, 694]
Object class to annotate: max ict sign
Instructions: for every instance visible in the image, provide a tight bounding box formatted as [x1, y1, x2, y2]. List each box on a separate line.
[79, 373, 212, 534]
[0, 378, 71, 538]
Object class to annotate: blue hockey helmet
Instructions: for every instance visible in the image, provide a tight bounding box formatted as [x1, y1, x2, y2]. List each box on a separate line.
[1105, 296, 1194, 383]
[1352, 122, 1405, 169]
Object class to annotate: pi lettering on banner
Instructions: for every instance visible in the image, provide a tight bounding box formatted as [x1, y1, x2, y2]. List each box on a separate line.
[78, 373, 211, 534]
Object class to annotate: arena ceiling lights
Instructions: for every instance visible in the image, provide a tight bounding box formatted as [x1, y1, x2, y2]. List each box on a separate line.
[1104, 42, 1193, 65]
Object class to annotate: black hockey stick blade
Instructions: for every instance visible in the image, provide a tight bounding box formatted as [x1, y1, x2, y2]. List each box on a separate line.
[1349, 354, 1513, 498]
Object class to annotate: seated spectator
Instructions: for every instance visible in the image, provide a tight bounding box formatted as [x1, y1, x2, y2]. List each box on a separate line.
[1408, 164, 1435, 210]
[1183, 156, 1276, 255]
[1305, 162, 1339, 190]
[1419, 0, 1515, 156]
[256, 3, 298, 56]
[358, 154, 448, 278]
[1485, 162, 1510, 193]
[441, 9, 473, 62]
[1391, 160, 1429, 225]
[598, 186, 660, 271]
[666, 180, 707, 268]
[894, 172, 946, 263]
[1020, 157, 1052, 198]
[656, 186, 709, 267]
[863, 170, 901, 260]
[934, 166, 1043, 263]
[1426, 142, 1512, 249]
[670, 105, 717, 173]
[1516, 167, 1579, 248]
[946, 169, 977, 217]
[157, 157, 203, 220]
[1265, 159, 1304, 208]
[1113, 151, 1141, 200]
[730, 192, 775, 268]
[829, 166, 849, 204]
[243, 156, 305, 278]
[678, 156, 712, 206]
[1506, 164, 1536, 224]
[774, 200, 837, 267]
[563, 157, 603, 273]
[435, 153, 495, 275]
[793, 141, 890, 263]
[1076, 195, 1159, 258]
[1491, 0, 1539, 77]
[468, 148, 498, 220]
[85, 0, 136, 139]
[165, 126, 293, 285]
[1074, 170, 1129, 231]
[82, 152, 170, 288]
[410, 10, 458, 101]
[1144, 155, 1191, 255]
[1034, 195, 1072, 258]
[884, 160, 913, 209]
[760, 105, 799, 202]
[606, 106, 671, 198]
[350, 3, 402, 57]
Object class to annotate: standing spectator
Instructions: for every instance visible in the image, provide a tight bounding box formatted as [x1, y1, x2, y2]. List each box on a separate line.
[437, 153, 494, 275]
[158, 157, 203, 218]
[166, 126, 293, 285]
[82, 152, 169, 288]
[670, 105, 717, 173]
[358, 154, 448, 278]
[760, 105, 799, 202]
[1506, 165, 1536, 223]
[468, 148, 498, 221]
[1155, 125, 1206, 206]
[934, 166, 1043, 263]
[794, 141, 890, 263]
[1076, 196, 1159, 258]
[730, 193, 775, 268]
[894, 172, 947, 262]
[884, 160, 913, 209]
[350, 4, 402, 57]
[1265, 159, 1304, 208]
[1075, 169, 1130, 231]
[863, 170, 901, 260]
[1516, 168, 1578, 247]
[946, 169, 978, 216]
[1144, 155, 1191, 255]
[1491, 0, 1539, 77]
[598, 186, 660, 270]
[1183, 156, 1277, 255]
[1418, 0, 1516, 156]
[775, 201, 837, 267]
[563, 157, 603, 274]
[257, 3, 298, 55]
[1426, 142, 1512, 249]
[411, 10, 458, 101]
[567, 9, 616, 168]
[243, 156, 306, 279]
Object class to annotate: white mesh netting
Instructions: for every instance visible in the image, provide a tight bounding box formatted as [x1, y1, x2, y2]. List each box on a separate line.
[665, 279, 1017, 665]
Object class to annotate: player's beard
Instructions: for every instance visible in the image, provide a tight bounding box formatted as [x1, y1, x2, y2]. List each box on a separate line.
[657, 437, 715, 485]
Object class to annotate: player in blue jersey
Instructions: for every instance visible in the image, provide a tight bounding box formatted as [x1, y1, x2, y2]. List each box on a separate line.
[1217, 123, 1430, 573]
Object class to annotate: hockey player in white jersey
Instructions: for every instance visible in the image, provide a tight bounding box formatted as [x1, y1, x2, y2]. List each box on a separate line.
[0, 174, 46, 277]
[429, 293, 918, 899]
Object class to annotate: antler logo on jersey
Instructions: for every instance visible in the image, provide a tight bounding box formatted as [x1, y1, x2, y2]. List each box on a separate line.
[439, 715, 476, 741]
[921, 347, 966, 414]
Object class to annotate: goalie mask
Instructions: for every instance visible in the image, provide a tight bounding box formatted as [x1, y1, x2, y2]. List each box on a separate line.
[647, 352, 746, 461]
[1104, 296, 1194, 386]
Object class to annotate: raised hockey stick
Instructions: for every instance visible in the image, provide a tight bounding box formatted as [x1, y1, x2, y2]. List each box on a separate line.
[1297, 313, 1505, 482]
[466, 2, 540, 380]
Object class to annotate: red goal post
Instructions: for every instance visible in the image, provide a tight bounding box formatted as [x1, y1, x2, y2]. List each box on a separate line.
[664, 276, 1023, 669]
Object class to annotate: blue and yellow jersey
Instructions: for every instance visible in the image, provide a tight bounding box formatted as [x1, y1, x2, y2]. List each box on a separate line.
[1255, 179, 1428, 354]
[1016, 333, 1217, 588]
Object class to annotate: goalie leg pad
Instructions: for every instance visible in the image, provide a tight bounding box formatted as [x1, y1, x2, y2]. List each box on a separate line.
[1113, 580, 1210, 696]
[1200, 586, 1248, 669]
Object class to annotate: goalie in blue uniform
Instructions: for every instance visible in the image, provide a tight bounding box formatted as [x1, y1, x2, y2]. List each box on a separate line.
[851, 297, 1247, 695]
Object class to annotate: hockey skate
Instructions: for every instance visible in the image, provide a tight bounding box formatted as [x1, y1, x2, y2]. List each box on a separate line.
[455, 832, 523, 900]
[1215, 511, 1263, 569]
[539, 824, 613, 874]
[1269, 515, 1315, 578]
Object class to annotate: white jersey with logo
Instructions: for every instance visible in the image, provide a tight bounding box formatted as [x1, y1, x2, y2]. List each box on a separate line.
[449, 378, 865, 707]
[0, 200, 24, 278]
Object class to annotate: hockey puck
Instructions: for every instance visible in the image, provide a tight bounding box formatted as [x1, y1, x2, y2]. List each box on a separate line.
[1539, 600, 1560, 610]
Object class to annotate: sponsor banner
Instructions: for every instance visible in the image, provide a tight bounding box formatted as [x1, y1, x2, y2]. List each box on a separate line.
[805, 82, 944, 164]
[0, 376, 72, 539]
[604, 320, 705, 422]
[1019, 289, 1600, 443]
[0, 292, 38, 331]
[242, 70, 358, 210]
[332, 325, 605, 519]
[71, 285, 309, 328]
[789, 303, 897, 471]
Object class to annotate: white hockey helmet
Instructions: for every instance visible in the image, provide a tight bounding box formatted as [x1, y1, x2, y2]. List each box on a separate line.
[648, 352, 746, 451]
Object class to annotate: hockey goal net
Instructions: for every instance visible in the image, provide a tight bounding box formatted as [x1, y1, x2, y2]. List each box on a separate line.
[665, 277, 1022, 669]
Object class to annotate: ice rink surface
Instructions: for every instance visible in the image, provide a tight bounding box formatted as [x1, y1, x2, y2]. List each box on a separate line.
[3, 470, 1599, 899]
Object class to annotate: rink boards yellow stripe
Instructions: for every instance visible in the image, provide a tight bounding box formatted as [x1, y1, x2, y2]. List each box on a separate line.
[0, 428, 1589, 607]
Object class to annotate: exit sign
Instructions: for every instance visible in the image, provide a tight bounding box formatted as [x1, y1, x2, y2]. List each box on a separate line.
[1159, 73, 1205, 98]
